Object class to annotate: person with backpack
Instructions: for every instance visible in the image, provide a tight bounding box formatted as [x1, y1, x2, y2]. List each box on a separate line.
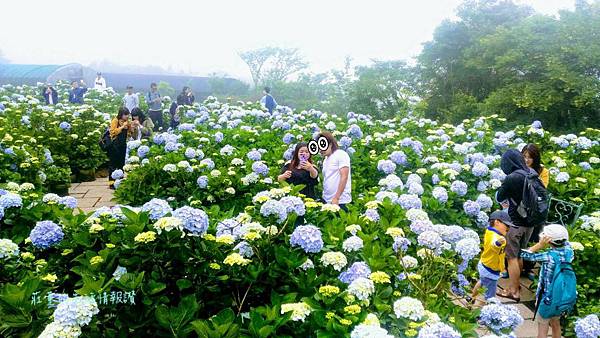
[495, 149, 549, 302]
[106, 107, 133, 189]
[521, 224, 576, 338]
[146, 83, 162, 131]
[260, 86, 278, 113]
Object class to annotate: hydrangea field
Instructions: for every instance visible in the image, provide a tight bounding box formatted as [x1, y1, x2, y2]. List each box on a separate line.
[1, 83, 600, 337]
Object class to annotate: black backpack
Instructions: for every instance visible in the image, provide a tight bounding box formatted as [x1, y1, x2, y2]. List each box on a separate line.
[98, 128, 112, 152]
[513, 169, 549, 226]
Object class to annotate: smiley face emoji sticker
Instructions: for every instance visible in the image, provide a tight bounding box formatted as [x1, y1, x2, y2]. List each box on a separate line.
[308, 136, 330, 155]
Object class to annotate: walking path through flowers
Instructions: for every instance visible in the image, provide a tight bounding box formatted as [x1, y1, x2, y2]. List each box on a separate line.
[68, 178, 115, 213]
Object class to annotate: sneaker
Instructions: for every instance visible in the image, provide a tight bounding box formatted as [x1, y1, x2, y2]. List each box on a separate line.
[501, 271, 509, 279]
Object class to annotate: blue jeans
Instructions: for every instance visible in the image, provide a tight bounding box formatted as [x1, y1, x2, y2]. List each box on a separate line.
[481, 276, 498, 300]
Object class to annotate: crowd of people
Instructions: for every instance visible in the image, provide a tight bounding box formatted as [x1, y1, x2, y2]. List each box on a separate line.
[36, 74, 575, 336]
[468, 144, 575, 338]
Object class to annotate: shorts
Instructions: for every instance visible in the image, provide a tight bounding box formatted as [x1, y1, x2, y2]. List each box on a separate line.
[505, 226, 534, 259]
[536, 315, 560, 324]
[478, 262, 500, 300]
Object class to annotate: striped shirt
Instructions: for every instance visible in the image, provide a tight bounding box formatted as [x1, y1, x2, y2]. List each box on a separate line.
[521, 244, 574, 305]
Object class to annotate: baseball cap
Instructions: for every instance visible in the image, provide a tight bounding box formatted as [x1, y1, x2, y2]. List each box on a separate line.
[540, 224, 569, 244]
[489, 210, 515, 227]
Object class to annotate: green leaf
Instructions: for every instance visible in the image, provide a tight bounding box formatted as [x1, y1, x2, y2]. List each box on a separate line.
[176, 279, 193, 291]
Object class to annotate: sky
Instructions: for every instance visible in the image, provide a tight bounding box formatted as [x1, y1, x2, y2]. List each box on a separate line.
[0, 0, 575, 83]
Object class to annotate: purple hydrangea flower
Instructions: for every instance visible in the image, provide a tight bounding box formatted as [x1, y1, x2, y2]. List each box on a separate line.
[30, 220, 64, 249]
[479, 299, 524, 334]
[432, 187, 448, 203]
[575, 314, 600, 338]
[59, 196, 78, 209]
[377, 160, 397, 175]
[362, 208, 380, 222]
[197, 176, 208, 189]
[280, 196, 306, 216]
[450, 181, 468, 196]
[247, 150, 262, 161]
[173, 206, 209, 235]
[389, 151, 408, 166]
[141, 198, 173, 221]
[417, 231, 444, 252]
[339, 261, 371, 284]
[290, 224, 323, 253]
[463, 200, 481, 217]
[252, 162, 269, 176]
[260, 199, 288, 224]
[417, 322, 461, 338]
[0, 193, 22, 209]
[59, 121, 71, 131]
[398, 194, 422, 210]
[111, 169, 124, 180]
[393, 236, 411, 252]
[137, 145, 150, 158]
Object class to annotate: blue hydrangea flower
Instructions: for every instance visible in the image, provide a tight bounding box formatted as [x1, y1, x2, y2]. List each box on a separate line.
[407, 183, 424, 195]
[111, 169, 124, 180]
[472, 162, 489, 177]
[280, 196, 306, 216]
[398, 194, 422, 210]
[476, 211, 490, 227]
[0, 238, 19, 259]
[247, 150, 262, 161]
[0, 193, 23, 209]
[393, 236, 411, 252]
[463, 200, 481, 217]
[290, 224, 323, 253]
[197, 176, 208, 189]
[46, 292, 69, 309]
[450, 181, 468, 196]
[234, 241, 254, 258]
[137, 145, 150, 158]
[260, 199, 288, 224]
[184, 148, 196, 159]
[574, 314, 600, 338]
[556, 172, 570, 183]
[173, 206, 209, 235]
[346, 124, 363, 139]
[252, 162, 269, 176]
[283, 147, 294, 161]
[59, 121, 71, 131]
[432, 187, 448, 203]
[30, 220, 64, 249]
[141, 198, 173, 221]
[178, 123, 195, 131]
[342, 235, 364, 252]
[455, 237, 480, 261]
[417, 322, 461, 338]
[59, 196, 78, 209]
[214, 132, 224, 143]
[389, 151, 408, 166]
[54, 296, 99, 327]
[476, 194, 493, 210]
[339, 136, 352, 149]
[410, 220, 434, 235]
[579, 162, 592, 171]
[282, 133, 295, 144]
[127, 140, 141, 151]
[477, 181, 489, 192]
[339, 261, 371, 284]
[417, 231, 444, 253]
[362, 209, 380, 222]
[347, 147, 356, 156]
[113, 266, 127, 281]
[200, 159, 215, 170]
[164, 142, 179, 152]
[479, 299, 524, 334]
[44, 150, 54, 164]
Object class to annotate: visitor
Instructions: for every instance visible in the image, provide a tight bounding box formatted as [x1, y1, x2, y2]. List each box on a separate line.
[68, 80, 87, 104]
[169, 100, 180, 130]
[521, 224, 575, 338]
[42, 84, 58, 105]
[146, 83, 162, 131]
[319, 131, 351, 212]
[130, 108, 154, 140]
[176, 86, 195, 106]
[278, 142, 319, 199]
[522, 143, 550, 280]
[470, 211, 510, 305]
[94, 72, 107, 90]
[495, 149, 535, 302]
[260, 86, 278, 113]
[107, 107, 132, 189]
[123, 86, 139, 113]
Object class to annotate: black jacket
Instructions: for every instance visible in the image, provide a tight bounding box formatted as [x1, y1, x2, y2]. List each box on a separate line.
[42, 88, 59, 105]
[496, 149, 531, 227]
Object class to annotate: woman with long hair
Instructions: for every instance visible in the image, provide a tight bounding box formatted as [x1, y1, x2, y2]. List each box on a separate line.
[522, 143, 549, 187]
[521, 143, 550, 280]
[277, 142, 319, 199]
[107, 107, 133, 189]
[130, 107, 154, 140]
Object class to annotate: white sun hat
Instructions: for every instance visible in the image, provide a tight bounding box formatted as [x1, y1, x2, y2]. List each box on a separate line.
[540, 224, 569, 244]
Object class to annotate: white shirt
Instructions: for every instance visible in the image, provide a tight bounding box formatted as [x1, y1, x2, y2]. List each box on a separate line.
[322, 149, 352, 204]
[94, 77, 106, 90]
[123, 93, 139, 112]
[48, 92, 54, 105]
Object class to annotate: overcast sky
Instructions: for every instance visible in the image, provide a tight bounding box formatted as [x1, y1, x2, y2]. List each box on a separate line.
[0, 0, 574, 82]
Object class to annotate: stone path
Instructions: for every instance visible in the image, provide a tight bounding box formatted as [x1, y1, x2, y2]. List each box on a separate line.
[68, 178, 115, 213]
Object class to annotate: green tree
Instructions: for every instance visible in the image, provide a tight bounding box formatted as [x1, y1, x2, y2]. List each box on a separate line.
[239, 47, 308, 88]
[346, 60, 417, 119]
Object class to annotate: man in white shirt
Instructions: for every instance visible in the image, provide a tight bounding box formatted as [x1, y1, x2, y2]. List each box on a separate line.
[122, 85, 139, 113]
[319, 131, 351, 211]
[94, 72, 107, 90]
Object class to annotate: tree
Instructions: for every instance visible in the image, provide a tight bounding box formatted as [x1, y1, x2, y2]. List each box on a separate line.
[239, 47, 308, 88]
[346, 60, 417, 119]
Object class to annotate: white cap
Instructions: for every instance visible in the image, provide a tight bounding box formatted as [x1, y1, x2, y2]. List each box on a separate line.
[541, 224, 569, 244]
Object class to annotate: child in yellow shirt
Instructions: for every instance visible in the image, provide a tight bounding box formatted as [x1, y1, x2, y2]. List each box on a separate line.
[471, 211, 512, 302]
